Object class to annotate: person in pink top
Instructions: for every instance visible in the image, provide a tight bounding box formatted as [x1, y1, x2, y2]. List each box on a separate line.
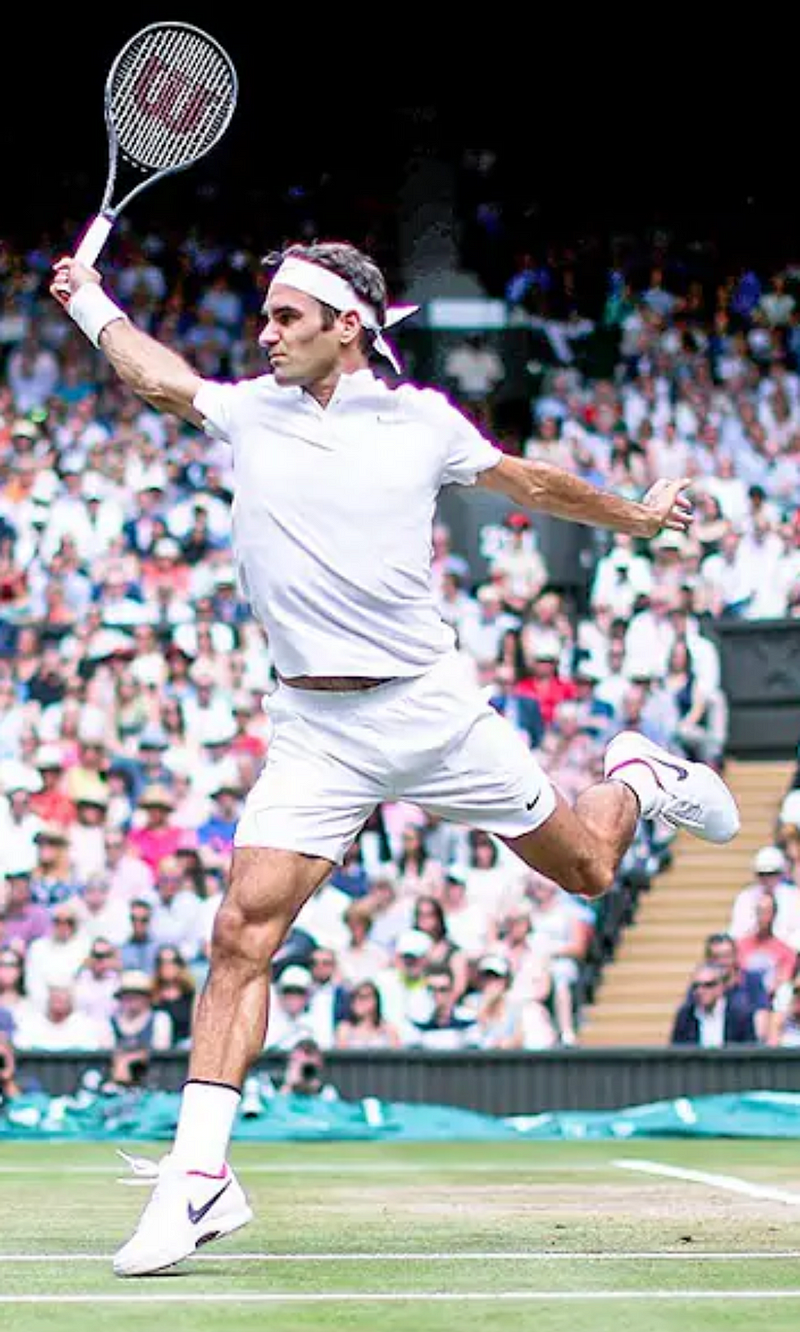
[127, 786, 186, 875]
[737, 893, 798, 999]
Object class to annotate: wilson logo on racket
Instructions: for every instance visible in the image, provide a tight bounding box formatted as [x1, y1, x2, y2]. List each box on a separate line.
[133, 55, 221, 135]
[73, 22, 238, 269]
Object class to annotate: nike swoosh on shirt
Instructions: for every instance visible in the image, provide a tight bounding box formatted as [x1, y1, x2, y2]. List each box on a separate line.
[187, 1178, 232, 1226]
[525, 793, 542, 812]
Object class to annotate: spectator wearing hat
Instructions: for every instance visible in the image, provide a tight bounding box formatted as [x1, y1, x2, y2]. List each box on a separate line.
[68, 775, 110, 882]
[29, 824, 81, 909]
[24, 899, 91, 1011]
[14, 982, 113, 1052]
[484, 511, 548, 615]
[109, 970, 173, 1086]
[374, 928, 434, 1035]
[265, 965, 322, 1051]
[28, 745, 75, 827]
[0, 766, 45, 875]
[0, 865, 51, 952]
[127, 785, 186, 874]
[197, 781, 243, 859]
[729, 846, 800, 945]
[130, 727, 176, 804]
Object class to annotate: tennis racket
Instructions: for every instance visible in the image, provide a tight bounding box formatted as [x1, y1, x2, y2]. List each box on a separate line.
[74, 21, 238, 267]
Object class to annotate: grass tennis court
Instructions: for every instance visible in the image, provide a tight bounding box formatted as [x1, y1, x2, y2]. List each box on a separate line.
[3, 1138, 800, 1330]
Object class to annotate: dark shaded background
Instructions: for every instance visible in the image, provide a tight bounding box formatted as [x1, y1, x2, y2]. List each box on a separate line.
[1, 14, 798, 273]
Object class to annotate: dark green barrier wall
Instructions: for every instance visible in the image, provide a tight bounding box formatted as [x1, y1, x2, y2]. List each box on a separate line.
[17, 1048, 800, 1114]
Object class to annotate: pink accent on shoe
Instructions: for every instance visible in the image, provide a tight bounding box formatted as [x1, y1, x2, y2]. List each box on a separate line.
[187, 1166, 228, 1180]
[606, 756, 666, 790]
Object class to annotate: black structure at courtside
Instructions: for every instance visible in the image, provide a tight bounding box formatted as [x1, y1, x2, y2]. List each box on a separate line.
[16, 1049, 800, 1115]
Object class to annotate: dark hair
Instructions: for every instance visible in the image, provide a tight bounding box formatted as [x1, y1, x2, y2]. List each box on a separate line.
[264, 241, 387, 358]
[413, 895, 447, 942]
[348, 979, 384, 1025]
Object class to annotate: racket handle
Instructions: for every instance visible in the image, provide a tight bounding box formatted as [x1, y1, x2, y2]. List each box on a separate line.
[74, 214, 114, 267]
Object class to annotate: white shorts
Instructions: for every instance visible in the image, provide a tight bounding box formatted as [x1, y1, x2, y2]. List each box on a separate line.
[234, 651, 557, 864]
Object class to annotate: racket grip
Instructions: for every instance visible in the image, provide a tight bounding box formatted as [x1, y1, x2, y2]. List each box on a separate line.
[74, 214, 114, 267]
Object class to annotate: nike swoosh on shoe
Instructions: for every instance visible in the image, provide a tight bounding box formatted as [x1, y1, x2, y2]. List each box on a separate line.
[187, 1178, 232, 1226]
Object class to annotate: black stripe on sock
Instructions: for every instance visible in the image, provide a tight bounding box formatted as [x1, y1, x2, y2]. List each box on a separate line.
[183, 1077, 242, 1096]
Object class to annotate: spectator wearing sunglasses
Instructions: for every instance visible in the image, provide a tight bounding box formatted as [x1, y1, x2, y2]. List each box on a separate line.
[670, 962, 758, 1047]
[74, 938, 123, 1025]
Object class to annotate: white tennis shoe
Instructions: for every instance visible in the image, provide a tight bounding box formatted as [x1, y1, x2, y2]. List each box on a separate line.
[113, 1151, 253, 1277]
[604, 730, 740, 844]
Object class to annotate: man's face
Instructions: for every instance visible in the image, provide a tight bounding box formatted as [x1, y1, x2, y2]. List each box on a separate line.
[708, 942, 736, 979]
[259, 286, 346, 387]
[693, 970, 724, 1010]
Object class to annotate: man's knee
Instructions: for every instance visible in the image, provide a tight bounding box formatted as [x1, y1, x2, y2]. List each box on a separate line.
[211, 898, 285, 969]
[574, 855, 616, 900]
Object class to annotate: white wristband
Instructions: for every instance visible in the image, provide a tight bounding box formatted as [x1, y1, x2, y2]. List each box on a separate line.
[67, 284, 128, 348]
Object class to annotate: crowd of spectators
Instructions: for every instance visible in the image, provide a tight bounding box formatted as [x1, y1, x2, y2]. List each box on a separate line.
[3, 189, 800, 1077]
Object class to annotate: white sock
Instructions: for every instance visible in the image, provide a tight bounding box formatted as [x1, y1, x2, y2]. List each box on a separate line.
[607, 760, 661, 819]
[171, 1080, 241, 1174]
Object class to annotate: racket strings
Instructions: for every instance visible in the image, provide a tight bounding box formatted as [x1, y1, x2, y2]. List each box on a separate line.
[111, 26, 234, 171]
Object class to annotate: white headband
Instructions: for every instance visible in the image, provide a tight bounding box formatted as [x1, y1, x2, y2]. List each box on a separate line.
[269, 256, 419, 374]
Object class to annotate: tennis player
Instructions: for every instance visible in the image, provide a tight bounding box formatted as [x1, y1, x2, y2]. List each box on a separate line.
[51, 240, 739, 1276]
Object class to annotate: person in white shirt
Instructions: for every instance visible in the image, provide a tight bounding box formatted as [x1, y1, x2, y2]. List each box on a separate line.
[729, 846, 800, 946]
[24, 901, 92, 1011]
[14, 983, 112, 1051]
[52, 235, 738, 1276]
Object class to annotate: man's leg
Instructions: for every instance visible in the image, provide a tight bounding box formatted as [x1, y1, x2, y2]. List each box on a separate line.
[172, 846, 333, 1169]
[114, 845, 332, 1277]
[503, 781, 639, 900]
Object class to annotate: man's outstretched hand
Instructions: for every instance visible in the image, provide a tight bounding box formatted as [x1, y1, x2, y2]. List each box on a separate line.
[641, 477, 694, 538]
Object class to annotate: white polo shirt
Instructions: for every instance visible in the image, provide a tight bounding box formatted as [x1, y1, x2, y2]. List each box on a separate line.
[194, 370, 501, 677]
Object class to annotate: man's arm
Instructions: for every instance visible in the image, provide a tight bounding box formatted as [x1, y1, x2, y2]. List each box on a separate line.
[476, 454, 692, 539]
[50, 258, 204, 426]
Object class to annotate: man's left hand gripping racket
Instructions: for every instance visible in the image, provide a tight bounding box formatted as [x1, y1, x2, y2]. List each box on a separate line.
[74, 21, 238, 267]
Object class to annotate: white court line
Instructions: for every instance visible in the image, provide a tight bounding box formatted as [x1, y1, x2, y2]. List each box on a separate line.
[3, 1291, 800, 1305]
[0, 1162, 609, 1176]
[2, 1251, 800, 1263]
[614, 1158, 800, 1206]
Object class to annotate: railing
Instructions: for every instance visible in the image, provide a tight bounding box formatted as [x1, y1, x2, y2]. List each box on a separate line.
[16, 1048, 800, 1114]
